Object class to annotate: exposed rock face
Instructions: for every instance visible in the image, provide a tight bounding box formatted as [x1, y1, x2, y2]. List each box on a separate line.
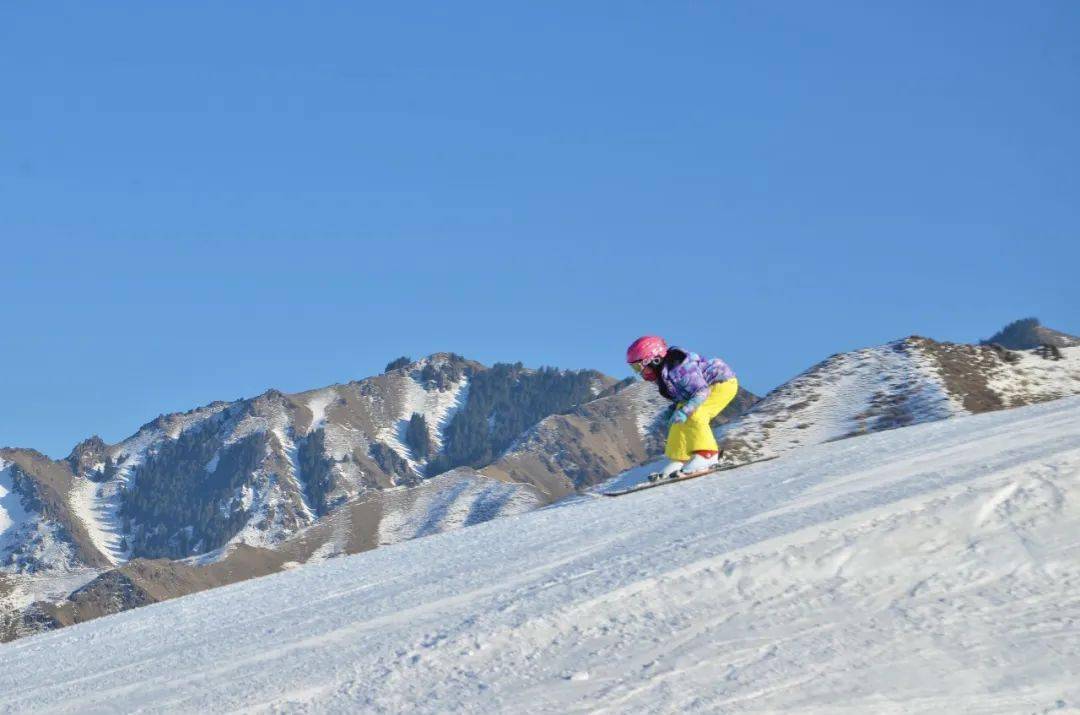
[66, 437, 112, 482]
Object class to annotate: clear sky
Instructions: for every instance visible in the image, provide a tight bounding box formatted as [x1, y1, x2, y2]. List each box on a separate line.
[3, 2, 1078, 458]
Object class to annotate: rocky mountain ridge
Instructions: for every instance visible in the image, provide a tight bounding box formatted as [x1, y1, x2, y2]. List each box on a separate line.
[3, 354, 609, 566]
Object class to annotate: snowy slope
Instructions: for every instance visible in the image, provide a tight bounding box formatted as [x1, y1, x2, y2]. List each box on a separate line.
[988, 343, 1080, 407]
[717, 340, 1080, 463]
[67, 402, 231, 564]
[287, 469, 546, 564]
[372, 370, 470, 473]
[66, 476, 130, 566]
[2, 459, 97, 623]
[0, 459, 82, 579]
[373, 470, 544, 547]
[727, 339, 961, 454]
[3, 397, 1078, 713]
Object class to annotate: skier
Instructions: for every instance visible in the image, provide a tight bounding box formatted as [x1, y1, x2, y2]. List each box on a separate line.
[626, 336, 738, 480]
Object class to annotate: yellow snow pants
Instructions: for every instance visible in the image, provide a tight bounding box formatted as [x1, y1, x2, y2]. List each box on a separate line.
[665, 378, 739, 462]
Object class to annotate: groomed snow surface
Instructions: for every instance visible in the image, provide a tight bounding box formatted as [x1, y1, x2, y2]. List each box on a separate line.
[3, 398, 1080, 713]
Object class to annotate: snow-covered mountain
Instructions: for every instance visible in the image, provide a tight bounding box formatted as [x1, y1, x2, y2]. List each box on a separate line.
[3, 324, 1077, 644]
[718, 336, 1080, 463]
[2, 395, 1077, 712]
[4, 354, 610, 559]
[983, 316, 1080, 350]
[1, 355, 618, 638]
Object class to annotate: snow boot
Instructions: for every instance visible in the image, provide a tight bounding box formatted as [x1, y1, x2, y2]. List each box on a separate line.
[679, 451, 719, 477]
[650, 460, 685, 482]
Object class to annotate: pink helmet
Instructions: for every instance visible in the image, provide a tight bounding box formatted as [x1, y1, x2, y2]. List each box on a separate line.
[626, 335, 668, 364]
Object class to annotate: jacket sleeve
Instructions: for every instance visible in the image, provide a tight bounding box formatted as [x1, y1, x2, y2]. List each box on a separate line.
[673, 356, 712, 416]
[704, 357, 735, 384]
[681, 386, 712, 417]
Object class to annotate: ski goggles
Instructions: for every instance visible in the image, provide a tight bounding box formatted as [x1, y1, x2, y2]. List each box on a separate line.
[630, 357, 662, 374]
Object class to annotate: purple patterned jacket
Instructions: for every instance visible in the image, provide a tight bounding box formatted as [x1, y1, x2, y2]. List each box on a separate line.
[660, 350, 736, 413]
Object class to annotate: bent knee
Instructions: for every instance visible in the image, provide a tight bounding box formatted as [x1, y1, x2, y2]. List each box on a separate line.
[686, 410, 713, 426]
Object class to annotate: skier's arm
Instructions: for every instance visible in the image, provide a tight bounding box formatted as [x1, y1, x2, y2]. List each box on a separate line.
[682, 386, 712, 416]
[674, 358, 712, 418]
[667, 385, 710, 425]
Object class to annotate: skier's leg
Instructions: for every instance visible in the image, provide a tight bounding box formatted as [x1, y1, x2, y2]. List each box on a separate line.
[653, 421, 691, 479]
[664, 379, 740, 476]
[695, 378, 738, 426]
[665, 421, 692, 462]
[679, 379, 739, 474]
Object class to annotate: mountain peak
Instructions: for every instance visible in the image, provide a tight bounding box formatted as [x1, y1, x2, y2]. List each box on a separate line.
[982, 318, 1080, 350]
[66, 436, 110, 479]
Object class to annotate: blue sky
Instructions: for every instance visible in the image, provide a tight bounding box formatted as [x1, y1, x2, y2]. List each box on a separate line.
[3, 2, 1078, 457]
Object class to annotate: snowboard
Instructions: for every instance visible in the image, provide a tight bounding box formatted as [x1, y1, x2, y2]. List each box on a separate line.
[602, 456, 778, 497]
